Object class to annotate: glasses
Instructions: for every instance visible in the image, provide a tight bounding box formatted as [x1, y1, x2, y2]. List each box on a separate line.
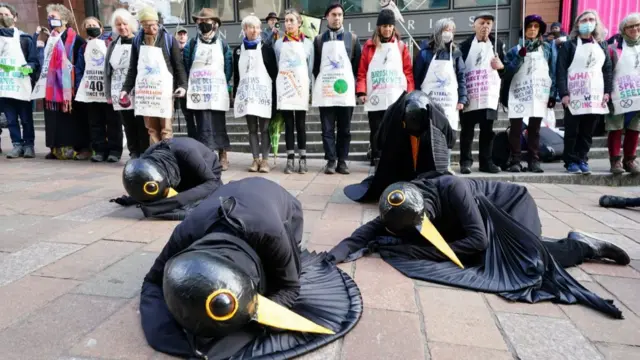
[142, 23, 158, 28]
[625, 23, 640, 30]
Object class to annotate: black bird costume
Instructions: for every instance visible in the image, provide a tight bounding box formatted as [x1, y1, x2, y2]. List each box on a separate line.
[111, 137, 223, 220]
[331, 173, 630, 318]
[344, 90, 456, 203]
[599, 195, 640, 209]
[140, 177, 362, 359]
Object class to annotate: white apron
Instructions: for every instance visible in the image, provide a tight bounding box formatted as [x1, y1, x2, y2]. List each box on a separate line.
[365, 42, 407, 112]
[134, 45, 174, 118]
[0, 29, 32, 101]
[312, 40, 356, 107]
[109, 38, 133, 111]
[567, 38, 608, 115]
[611, 41, 640, 115]
[234, 43, 272, 118]
[187, 39, 229, 111]
[75, 39, 108, 103]
[276, 40, 310, 111]
[420, 48, 460, 129]
[463, 38, 501, 112]
[30, 32, 61, 100]
[508, 46, 552, 119]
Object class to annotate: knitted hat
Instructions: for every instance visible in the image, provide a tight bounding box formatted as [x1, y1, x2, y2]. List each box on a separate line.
[377, 9, 395, 26]
[325, 1, 344, 17]
[138, 7, 159, 22]
[524, 15, 547, 36]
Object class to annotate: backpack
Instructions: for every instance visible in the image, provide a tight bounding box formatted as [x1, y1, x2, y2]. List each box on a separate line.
[538, 127, 564, 162]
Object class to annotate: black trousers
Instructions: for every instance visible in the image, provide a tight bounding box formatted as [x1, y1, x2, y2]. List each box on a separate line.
[282, 110, 307, 154]
[543, 237, 594, 268]
[459, 110, 496, 167]
[509, 117, 542, 162]
[88, 102, 123, 157]
[178, 97, 197, 139]
[120, 110, 149, 156]
[563, 110, 597, 165]
[194, 110, 230, 151]
[367, 110, 385, 159]
[319, 106, 353, 162]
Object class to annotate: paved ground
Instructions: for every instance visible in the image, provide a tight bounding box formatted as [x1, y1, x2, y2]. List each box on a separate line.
[1, 131, 640, 360]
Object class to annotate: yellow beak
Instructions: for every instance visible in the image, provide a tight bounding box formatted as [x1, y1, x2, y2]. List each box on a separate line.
[418, 214, 464, 269]
[254, 295, 335, 335]
[166, 188, 178, 198]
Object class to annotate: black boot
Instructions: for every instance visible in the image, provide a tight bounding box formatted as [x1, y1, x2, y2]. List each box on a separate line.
[599, 195, 629, 209]
[568, 231, 631, 265]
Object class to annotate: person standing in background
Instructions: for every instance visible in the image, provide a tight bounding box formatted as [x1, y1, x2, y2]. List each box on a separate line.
[175, 26, 196, 139]
[261, 11, 282, 46]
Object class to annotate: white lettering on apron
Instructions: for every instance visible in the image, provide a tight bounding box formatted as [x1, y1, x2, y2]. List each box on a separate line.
[508, 46, 551, 119]
[365, 42, 407, 112]
[567, 38, 608, 115]
[187, 39, 229, 111]
[110, 38, 133, 111]
[134, 45, 174, 118]
[234, 43, 273, 118]
[0, 29, 32, 101]
[611, 41, 640, 115]
[30, 33, 61, 100]
[463, 38, 501, 112]
[276, 40, 310, 111]
[420, 47, 460, 129]
[312, 40, 356, 107]
[76, 39, 108, 103]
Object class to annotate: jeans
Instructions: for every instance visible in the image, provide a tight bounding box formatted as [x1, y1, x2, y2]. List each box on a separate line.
[319, 106, 353, 161]
[246, 115, 270, 159]
[0, 98, 35, 146]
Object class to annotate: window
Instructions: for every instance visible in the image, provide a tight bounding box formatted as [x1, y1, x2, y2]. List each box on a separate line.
[289, 0, 448, 18]
[237, 0, 285, 20]
[454, 0, 508, 9]
[189, 0, 235, 22]
[97, 0, 187, 25]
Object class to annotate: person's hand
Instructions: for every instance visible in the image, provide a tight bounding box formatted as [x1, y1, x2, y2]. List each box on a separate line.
[36, 26, 41, 34]
[547, 97, 556, 108]
[518, 47, 527, 57]
[358, 95, 367, 104]
[37, 40, 45, 47]
[491, 56, 504, 70]
[456, 103, 464, 110]
[603, 93, 610, 106]
[174, 87, 186, 97]
[119, 91, 128, 100]
[107, 97, 112, 104]
[562, 95, 570, 107]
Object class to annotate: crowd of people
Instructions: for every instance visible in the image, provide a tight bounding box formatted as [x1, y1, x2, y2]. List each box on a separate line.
[0, 2, 639, 176]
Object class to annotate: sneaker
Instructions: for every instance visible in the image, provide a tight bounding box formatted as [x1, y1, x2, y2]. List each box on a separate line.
[337, 161, 350, 174]
[528, 161, 544, 173]
[623, 158, 640, 175]
[324, 160, 337, 174]
[460, 166, 472, 174]
[479, 162, 501, 174]
[507, 162, 522, 173]
[298, 158, 308, 174]
[6, 145, 24, 159]
[566, 163, 581, 174]
[91, 154, 105, 162]
[106, 155, 120, 163]
[578, 161, 591, 175]
[284, 158, 295, 174]
[23, 146, 35, 158]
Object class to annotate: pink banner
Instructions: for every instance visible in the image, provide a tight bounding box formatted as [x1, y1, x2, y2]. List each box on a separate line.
[576, 0, 640, 36]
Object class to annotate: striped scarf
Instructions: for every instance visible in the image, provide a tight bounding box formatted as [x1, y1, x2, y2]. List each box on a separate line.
[283, 31, 304, 42]
[45, 27, 77, 112]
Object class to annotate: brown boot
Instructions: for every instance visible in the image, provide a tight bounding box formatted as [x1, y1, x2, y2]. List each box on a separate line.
[623, 157, 640, 175]
[259, 158, 270, 173]
[219, 150, 229, 171]
[610, 156, 624, 174]
[248, 159, 259, 172]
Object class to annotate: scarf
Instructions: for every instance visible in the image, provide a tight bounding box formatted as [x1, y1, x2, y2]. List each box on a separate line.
[45, 27, 77, 112]
[521, 37, 543, 52]
[622, 34, 640, 47]
[143, 141, 181, 187]
[243, 36, 261, 49]
[283, 31, 304, 42]
[328, 27, 345, 41]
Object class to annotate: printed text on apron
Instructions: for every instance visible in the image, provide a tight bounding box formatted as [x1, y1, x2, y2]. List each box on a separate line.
[312, 40, 356, 107]
[567, 38, 608, 115]
[463, 38, 501, 113]
[110, 38, 134, 111]
[508, 46, 551, 119]
[187, 39, 229, 111]
[234, 43, 272, 118]
[365, 42, 407, 112]
[76, 39, 108, 103]
[420, 47, 460, 129]
[276, 40, 310, 111]
[0, 30, 32, 101]
[134, 45, 174, 118]
[30, 33, 61, 100]
[611, 41, 640, 115]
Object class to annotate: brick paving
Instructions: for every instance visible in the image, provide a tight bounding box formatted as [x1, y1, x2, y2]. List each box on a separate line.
[1, 133, 640, 359]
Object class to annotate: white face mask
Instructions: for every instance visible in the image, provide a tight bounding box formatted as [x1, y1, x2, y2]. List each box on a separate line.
[441, 31, 453, 43]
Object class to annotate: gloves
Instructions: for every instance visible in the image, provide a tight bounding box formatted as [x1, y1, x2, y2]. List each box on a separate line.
[547, 97, 556, 108]
[518, 47, 527, 57]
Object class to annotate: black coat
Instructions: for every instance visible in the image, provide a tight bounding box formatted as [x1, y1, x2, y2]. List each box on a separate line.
[556, 37, 613, 98]
[232, 41, 278, 119]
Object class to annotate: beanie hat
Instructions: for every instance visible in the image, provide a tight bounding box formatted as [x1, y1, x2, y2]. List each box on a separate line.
[377, 9, 395, 26]
[325, 1, 344, 17]
[138, 7, 159, 22]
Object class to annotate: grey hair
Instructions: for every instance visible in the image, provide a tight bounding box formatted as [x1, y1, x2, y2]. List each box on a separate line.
[619, 12, 640, 35]
[0, 3, 17, 16]
[432, 18, 456, 51]
[46, 4, 72, 23]
[241, 14, 261, 30]
[570, 9, 605, 42]
[110, 8, 138, 35]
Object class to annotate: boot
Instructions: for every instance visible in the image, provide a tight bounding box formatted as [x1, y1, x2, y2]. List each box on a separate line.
[623, 157, 640, 175]
[325, 160, 337, 174]
[6, 144, 24, 159]
[23, 146, 35, 159]
[259, 159, 270, 173]
[298, 158, 308, 174]
[479, 162, 501, 173]
[528, 161, 544, 173]
[599, 195, 629, 208]
[284, 158, 295, 174]
[609, 156, 624, 174]
[337, 160, 350, 174]
[219, 150, 229, 171]
[248, 159, 259, 172]
[507, 161, 522, 173]
[567, 231, 631, 265]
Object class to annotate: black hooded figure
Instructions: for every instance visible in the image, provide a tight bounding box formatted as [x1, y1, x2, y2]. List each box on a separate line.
[140, 177, 362, 359]
[111, 137, 223, 220]
[343, 90, 456, 203]
[330, 173, 631, 319]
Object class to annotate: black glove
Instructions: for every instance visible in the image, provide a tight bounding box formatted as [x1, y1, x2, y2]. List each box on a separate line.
[547, 97, 556, 108]
[109, 195, 139, 206]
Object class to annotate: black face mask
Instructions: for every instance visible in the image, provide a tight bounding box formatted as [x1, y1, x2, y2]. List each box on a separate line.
[198, 22, 213, 34]
[86, 27, 101, 38]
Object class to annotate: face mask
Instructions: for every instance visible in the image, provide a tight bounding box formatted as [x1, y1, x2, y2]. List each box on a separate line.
[0, 15, 15, 28]
[441, 31, 453, 43]
[579, 22, 596, 35]
[86, 27, 101, 38]
[49, 18, 62, 29]
[198, 22, 213, 34]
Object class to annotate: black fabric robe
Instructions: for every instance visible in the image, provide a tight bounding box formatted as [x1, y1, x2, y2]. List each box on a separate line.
[140, 177, 363, 359]
[343, 92, 456, 203]
[331, 174, 623, 319]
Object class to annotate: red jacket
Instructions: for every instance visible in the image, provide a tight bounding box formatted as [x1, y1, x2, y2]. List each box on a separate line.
[356, 37, 415, 96]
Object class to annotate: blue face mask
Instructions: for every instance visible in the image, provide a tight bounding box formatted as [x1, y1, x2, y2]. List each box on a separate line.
[578, 22, 595, 35]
